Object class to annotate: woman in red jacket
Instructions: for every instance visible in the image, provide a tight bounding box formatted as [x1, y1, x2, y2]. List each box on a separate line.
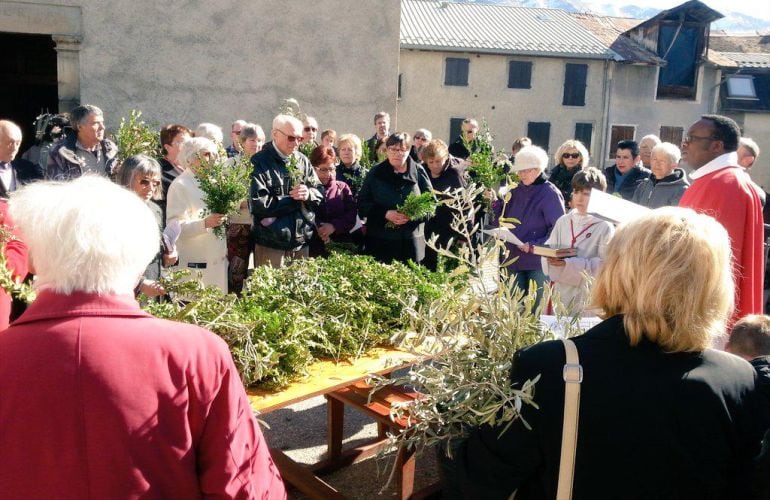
[0, 199, 28, 330]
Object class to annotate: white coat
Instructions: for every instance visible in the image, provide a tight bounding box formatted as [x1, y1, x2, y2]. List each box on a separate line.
[166, 168, 228, 292]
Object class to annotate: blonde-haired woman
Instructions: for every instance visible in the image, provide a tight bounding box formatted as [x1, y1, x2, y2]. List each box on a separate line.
[548, 139, 590, 207]
[444, 207, 765, 498]
[336, 133, 365, 196]
[166, 137, 227, 292]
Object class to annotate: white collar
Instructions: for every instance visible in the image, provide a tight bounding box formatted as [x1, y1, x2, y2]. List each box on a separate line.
[689, 152, 739, 180]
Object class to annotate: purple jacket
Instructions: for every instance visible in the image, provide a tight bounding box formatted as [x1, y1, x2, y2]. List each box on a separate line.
[494, 176, 565, 271]
[317, 178, 356, 235]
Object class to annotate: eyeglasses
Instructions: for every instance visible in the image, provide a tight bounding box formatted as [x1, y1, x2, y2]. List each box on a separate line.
[683, 135, 716, 144]
[276, 129, 301, 143]
[414, 136, 426, 141]
[139, 179, 161, 187]
[562, 153, 580, 159]
[304, 126, 318, 132]
[317, 167, 336, 172]
[387, 147, 408, 154]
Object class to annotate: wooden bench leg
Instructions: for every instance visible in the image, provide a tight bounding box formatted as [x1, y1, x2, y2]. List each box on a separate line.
[326, 394, 345, 461]
[395, 444, 416, 500]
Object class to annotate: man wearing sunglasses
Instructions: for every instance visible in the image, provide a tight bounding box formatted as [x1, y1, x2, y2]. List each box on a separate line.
[679, 114, 764, 324]
[249, 114, 323, 268]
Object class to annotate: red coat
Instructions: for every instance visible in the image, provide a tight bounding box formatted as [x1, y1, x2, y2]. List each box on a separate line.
[0, 291, 286, 499]
[0, 200, 28, 330]
[679, 165, 764, 324]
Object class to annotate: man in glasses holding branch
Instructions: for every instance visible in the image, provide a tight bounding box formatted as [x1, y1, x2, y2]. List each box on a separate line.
[679, 114, 764, 324]
[250, 114, 323, 268]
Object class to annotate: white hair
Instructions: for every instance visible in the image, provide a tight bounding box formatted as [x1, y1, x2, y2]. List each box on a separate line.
[178, 137, 218, 170]
[416, 128, 433, 141]
[9, 176, 158, 295]
[272, 114, 303, 132]
[651, 142, 681, 166]
[640, 134, 661, 146]
[194, 122, 224, 144]
[740, 137, 760, 159]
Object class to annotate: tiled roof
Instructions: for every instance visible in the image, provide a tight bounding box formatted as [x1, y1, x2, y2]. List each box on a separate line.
[572, 13, 663, 65]
[716, 52, 770, 68]
[400, 0, 616, 60]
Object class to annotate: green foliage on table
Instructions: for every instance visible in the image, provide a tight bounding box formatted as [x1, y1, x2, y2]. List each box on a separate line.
[114, 110, 160, 163]
[196, 154, 251, 239]
[145, 255, 454, 388]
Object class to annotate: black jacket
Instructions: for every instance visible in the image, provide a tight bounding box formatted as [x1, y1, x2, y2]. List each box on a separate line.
[548, 163, 580, 207]
[445, 315, 765, 499]
[604, 164, 651, 201]
[249, 142, 323, 251]
[358, 157, 433, 241]
[0, 159, 44, 198]
[448, 136, 477, 160]
[425, 157, 467, 247]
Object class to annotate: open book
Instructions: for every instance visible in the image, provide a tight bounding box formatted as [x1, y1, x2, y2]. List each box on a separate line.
[483, 227, 524, 246]
[586, 189, 650, 225]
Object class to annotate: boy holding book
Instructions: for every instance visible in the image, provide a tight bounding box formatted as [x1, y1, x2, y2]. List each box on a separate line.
[542, 167, 614, 315]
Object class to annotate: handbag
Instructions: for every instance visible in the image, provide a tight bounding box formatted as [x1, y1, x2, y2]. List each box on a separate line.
[557, 338, 583, 500]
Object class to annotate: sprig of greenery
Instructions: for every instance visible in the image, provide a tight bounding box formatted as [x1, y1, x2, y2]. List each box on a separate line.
[114, 110, 160, 163]
[386, 192, 438, 228]
[284, 153, 305, 186]
[196, 154, 251, 238]
[371, 184, 587, 459]
[298, 142, 315, 158]
[0, 225, 35, 303]
[360, 141, 373, 170]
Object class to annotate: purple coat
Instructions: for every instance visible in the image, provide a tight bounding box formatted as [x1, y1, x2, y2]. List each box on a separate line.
[494, 176, 565, 271]
[317, 179, 356, 236]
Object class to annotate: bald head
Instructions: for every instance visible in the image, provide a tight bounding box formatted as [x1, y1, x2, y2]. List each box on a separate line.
[0, 120, 22, 163]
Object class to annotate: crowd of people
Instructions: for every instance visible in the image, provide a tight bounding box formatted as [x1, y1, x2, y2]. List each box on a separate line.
[0, 103, 768, 497]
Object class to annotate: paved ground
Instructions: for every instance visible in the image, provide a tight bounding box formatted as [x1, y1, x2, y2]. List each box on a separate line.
[261, 395, 440, 499]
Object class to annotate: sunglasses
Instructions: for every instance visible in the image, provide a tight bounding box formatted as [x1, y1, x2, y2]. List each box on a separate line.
[139, 179, 161, 187]
[276, 129, 301, 143]
[304, 126, 318, 132]
[562, 153, 581, 159]
[317, 167, 336, 173]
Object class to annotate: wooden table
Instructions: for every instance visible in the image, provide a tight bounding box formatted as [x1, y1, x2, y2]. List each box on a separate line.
[247, 347, 429, 499]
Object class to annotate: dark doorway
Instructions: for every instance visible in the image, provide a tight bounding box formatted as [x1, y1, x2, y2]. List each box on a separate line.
[0, 32, 59, 156]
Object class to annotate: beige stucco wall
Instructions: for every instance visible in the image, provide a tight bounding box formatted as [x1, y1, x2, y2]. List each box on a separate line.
[603, 63, 718, 167]
[1, 0, 400, 138]
[742, 113, 770, 191]
[397, 49, 607, 162]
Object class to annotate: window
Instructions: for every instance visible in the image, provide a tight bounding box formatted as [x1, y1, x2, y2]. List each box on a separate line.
[608, 125, 635, 158]
[726, 75, 757, 99]
[449, 117, 465, 142]
[659, 126, 683, 146]
[656, 24, 700, 99]
[527, 122, 551, 151]
[445, 58, 469, 86]
[574, 123, 593, 150]
[508, 61, 532, 89]
[563, 63, 588, 106]
[398, 73, 403, 99]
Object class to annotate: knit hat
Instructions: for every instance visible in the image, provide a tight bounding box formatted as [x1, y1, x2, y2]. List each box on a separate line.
[512, 145, 549, 173]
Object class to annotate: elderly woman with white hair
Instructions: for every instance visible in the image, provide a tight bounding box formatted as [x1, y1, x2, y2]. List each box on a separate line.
[0, 176, 285, 497]
[336, 133, 366, 196]
[493, 145, 565, 307]
[166, 137, 228, 291]
[194, 122, 224, 145]
[631, 142, 690, 208]
[444, 207, 766, 498]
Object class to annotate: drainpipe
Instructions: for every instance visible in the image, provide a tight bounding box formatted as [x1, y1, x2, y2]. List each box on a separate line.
[599, 59, 613, 168]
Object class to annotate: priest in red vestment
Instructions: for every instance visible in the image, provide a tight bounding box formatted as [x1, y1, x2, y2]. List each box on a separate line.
[679, 114, 764, 324]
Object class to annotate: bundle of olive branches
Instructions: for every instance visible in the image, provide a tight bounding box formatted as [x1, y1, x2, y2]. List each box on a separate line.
[371, 183, 586, 458]
[114, 110, 160, 163]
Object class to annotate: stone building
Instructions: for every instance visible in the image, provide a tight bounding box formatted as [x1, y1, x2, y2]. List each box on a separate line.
[0, 0, 401, 151]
